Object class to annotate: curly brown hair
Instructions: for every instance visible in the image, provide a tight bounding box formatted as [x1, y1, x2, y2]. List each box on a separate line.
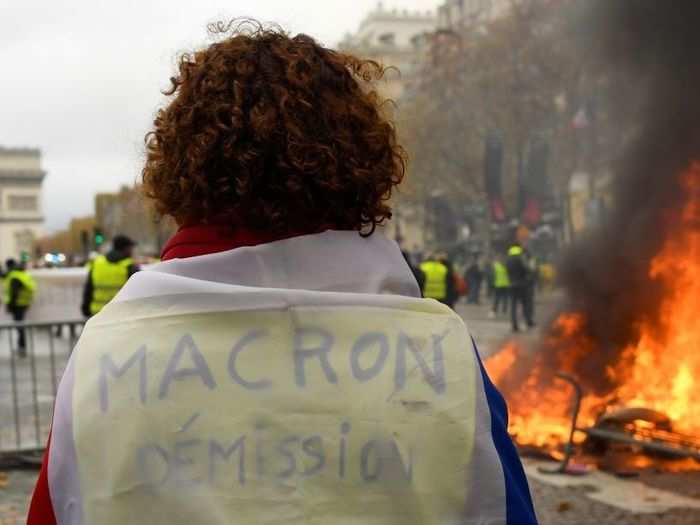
[142, 20, 406, 236]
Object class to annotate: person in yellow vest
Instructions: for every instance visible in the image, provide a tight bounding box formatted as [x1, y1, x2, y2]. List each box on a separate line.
[81, 235, 139, 317]
[489, 254, 510, 319]
[540, 262, 556, 291]
[506, 244, 535, 332]
[4, 258, 37, 357]
[419, 254, 450, 304]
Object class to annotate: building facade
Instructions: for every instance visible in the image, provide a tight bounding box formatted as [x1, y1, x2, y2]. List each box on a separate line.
[37, 185, 175, 263]
[339, 3, 436, 102]
[437, 0, 511, 29]
[36, 216, 97, 262]
[95, 185, 174, 257]
[339, 4, 437, 251]
[0, 147, 45, 263]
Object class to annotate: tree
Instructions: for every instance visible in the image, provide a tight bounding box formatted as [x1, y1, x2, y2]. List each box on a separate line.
[396, 0, 628, 246]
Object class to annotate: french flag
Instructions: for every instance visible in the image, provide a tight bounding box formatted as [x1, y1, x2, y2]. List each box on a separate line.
[29, 231, 537, 524]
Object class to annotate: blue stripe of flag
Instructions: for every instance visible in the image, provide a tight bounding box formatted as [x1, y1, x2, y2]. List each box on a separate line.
[474, 339, 538, 524]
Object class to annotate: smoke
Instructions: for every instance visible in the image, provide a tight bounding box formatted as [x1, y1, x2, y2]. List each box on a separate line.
[543, 1, 700, 394]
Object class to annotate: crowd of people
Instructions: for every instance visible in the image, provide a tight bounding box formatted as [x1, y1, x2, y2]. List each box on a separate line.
[3, 233, 549, 356]
[404, 243, 548, 333]
[0, 234, 139, 356]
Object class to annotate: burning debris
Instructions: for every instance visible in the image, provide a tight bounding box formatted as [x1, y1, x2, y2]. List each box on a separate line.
[485, 0, 700, 470]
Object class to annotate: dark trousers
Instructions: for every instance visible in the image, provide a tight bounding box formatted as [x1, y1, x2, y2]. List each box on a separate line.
[10, 306, 27, 355]
[493, 287, 509, 314]
[511, 286, 534, 331]
[487, 284, 494, 298]
[527, 283, 536, 322]
[54, 324, 77, 339]
[467, 279, 482, 304]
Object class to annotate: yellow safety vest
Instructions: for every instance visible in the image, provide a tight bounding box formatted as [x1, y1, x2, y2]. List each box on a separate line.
[420, 260, 448, 300]
[90, 255, 133, 315]
[493, 261, 510, 289]
[3, 270, 37, 307]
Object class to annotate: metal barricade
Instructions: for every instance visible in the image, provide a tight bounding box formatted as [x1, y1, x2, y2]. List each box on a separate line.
[0, 319, 85, 464]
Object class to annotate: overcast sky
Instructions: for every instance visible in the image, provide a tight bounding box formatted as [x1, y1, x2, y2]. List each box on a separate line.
[1, 0, 439, 232]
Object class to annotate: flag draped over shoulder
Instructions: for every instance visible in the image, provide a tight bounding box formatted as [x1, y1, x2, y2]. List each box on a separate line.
[29, 231, 537, 525]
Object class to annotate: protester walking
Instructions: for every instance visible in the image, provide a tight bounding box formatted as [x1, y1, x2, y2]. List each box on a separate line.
[3, 258, 36, 357]
[29, 23, 536, 525]
[490, 255, 510, 318]
[465, 256, 484, 305]
[439, 254, 460, 308]
[506, 244, 535, 332]
[81, 235, 139, 317]
[420, 254, 450, 305]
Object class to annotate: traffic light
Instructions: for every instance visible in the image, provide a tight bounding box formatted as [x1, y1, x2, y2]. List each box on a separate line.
[94, 227, 105, 247]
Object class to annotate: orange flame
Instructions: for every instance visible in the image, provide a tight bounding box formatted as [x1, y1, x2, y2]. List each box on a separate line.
[486, 162, 700, 464]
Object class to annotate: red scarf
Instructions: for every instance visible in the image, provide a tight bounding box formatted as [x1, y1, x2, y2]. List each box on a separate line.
[161, 224, 321, 261]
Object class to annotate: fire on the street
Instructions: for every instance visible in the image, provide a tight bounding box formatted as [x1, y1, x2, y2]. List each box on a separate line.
[485, 163, 700, 466]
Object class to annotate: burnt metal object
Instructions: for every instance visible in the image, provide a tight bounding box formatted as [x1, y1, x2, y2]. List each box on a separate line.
[538, 374, 700, 475]
[538, 373, 583, 475]
[584, 427, 700, 461]
[597, 407, 671, 430]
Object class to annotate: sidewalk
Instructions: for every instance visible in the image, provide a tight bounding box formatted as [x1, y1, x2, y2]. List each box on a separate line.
[0, 328, 73, 453]
[0, 471, 34, 524]
[6, 467, 696, 525]
[455, 292, 554, 358]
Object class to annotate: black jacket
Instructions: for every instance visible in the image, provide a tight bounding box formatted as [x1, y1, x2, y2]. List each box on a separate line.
[506, 253, 529, 288]
[465, 263, 483, 283]
[401, 251, 425, 294]
[81, 250, 139, 317]
[7, 277, 22, 311]
[443, 260, 458, 306]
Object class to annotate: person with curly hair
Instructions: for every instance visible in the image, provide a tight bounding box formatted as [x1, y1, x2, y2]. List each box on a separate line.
[28, 21, 535, 525]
